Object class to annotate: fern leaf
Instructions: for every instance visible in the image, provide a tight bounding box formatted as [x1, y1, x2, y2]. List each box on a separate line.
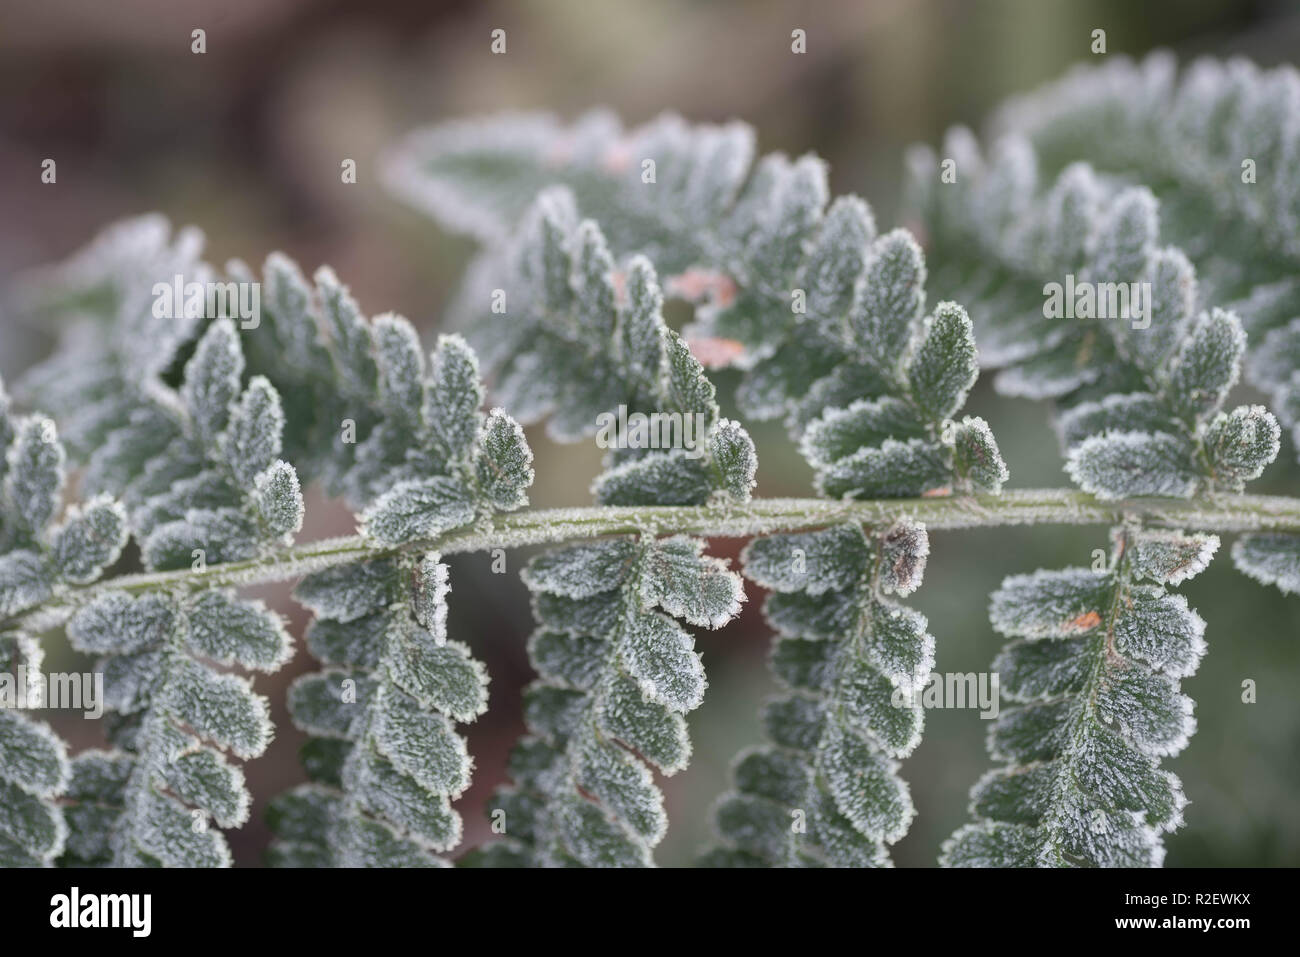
[60, 587, 279, 865]
[443, 197, 755, 505]
[0, 392, 133, 866]
[0, 636, 69, 866]
[270, 553, 480, 866]
[785, 259, 1004, 496]
[388, 112, 1005, 489]
[918, 54, 1300, 462]
[943, 525, 1212, 867]
[910, 128, 1285, 497]
[1231, 533, 1300, 595]
[701, 521, 932, 867]
[265, 328, 529, 864]
[467, 535, 744, 867]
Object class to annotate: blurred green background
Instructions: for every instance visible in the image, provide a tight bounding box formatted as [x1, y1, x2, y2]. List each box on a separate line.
[1, 0, 1297, 867]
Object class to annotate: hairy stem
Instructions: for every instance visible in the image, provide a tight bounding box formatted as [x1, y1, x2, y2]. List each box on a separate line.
[14, 488, 1300, 629]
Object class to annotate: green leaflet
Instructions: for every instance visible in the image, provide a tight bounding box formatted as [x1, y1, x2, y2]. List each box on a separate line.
[1232, 533, 1300, 596]
[702, 521, 933, 867]
[1061, 315, 1279, 498]
[355, 332, 534, 543]
[270, 552, 485, 865]
[995, 54, 1300, 450]
[58, 587, 282, 865]
[439, 191, 756, 507]
[911, 55, 1300, 468]
[794, 281, 1004, 497]
[1, 402, 128, 618]
[469, 535, 744, 867]
[943, 525, 1211, 867]
[388, 112, 1004, 500]
[911, 122, 1284, 498]
[0, 394, 130, 865]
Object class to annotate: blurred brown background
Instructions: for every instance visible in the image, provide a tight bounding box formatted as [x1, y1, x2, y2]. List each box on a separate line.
[2, 0, 1298, 867]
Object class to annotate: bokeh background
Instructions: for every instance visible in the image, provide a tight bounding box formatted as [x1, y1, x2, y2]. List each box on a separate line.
[2, 0, 1298, 867]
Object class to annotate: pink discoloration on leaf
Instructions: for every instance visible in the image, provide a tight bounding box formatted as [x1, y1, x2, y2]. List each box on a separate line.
[687, 336, 746, 369]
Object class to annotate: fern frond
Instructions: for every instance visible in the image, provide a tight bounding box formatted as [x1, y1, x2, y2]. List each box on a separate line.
[797, 287, 1006, 497]
[944, 524, 1213, 867]
[908, 139, 1282, 499]
[13, 320, 302, 867]
[914, 53, 1300, 466]
[224, 256, 528, 509]
[266, 553, 479, 867]
[389, 112, 1010, 504]
[465, 535, 744, 867]
[442, 191, 755, 505]
[15, 216, 212, 462]
[58, 587, 287, 866]
[0, 633, 69, 866]
[0, 382, 131, 866]
[700, 521, 930, 867]
[267, 336, 533, 865]
[385, 111, 756, 270]
[966, 54, 1300, 595]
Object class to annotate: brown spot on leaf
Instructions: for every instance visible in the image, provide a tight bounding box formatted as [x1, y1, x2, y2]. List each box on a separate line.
[1065, 610, 1102, 631]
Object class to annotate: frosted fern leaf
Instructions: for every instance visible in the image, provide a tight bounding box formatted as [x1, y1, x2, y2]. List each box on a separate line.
[269, 552, 486, 866]
[434, 191, 755, 506]
[385, 112, 1002, 482]
[58, 585, 287, 866]
[907, 132, 1283, 498]
[916, 54, 1300, 468]
[700, 521, 932, 867]
[0, 390, 132, 866]
[943, 525, 1211, 867]
[465, 535, 743, 867]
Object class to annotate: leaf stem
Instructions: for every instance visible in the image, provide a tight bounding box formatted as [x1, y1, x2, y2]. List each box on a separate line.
[14, 488, 1300, 628]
